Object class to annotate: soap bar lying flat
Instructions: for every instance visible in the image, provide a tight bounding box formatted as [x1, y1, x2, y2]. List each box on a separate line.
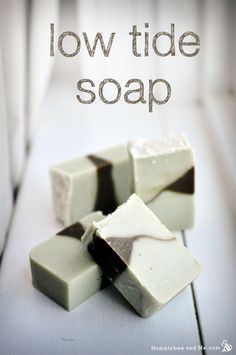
[30, 212, 106, 311]
[88, 194, 201, 317]
[50, 145, 131, 225]
[128, 134, 195, 231]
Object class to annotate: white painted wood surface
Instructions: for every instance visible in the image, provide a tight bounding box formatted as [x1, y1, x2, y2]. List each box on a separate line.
[163, 98, 236, 353]
[0, 49, 12, 253]
[28, 0, 59, 140]
[1, 85, 236, 354]
[0, 0, 27, 187]
[0, 82, 203, 355]
[202, 0, 234, 95]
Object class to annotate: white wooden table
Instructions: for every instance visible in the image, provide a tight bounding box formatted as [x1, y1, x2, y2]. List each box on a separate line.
[0, 81, 235, 355]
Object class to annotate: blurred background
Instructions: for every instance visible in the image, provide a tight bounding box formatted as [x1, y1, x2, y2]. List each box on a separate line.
[0, 0, 236, 257]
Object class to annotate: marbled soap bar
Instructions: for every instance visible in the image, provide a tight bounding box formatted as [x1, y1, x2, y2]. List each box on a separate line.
[128, 134, 195, 231]
[30, 212, 106, 311]
[88, 194, 201, 317]
[50, 145, 131, 226]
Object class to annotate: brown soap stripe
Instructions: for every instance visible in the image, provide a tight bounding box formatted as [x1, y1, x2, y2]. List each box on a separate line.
[106, 236, 139, 265]
[87, 154, 118, 214]
[88, 234, 173, 282]
[57, 222, 110, 288]
[56, 222, 85, 240]
[106, 234, 174, 265]
[88, 233, 127, 282]
[148, 166, 194, 204]
[165, 166, 194, 194]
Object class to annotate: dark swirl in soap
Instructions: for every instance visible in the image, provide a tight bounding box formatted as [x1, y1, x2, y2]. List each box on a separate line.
[88, 234, 127, 281]
[57, 222, 85, 239]
[106, 236, 157, 265]
[148, 166, 194, 204]
[57, 222, 109, 289]
[88, 234, 173, 282]
[166, 167, 194, 194]
[87, 154, 118, 214]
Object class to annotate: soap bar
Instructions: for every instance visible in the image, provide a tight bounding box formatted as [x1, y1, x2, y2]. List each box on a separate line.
[50, 145, 131, 226]
[128, 134, 195, 231]
[30, 212, 107, 311]
[88, 194, 201, 317]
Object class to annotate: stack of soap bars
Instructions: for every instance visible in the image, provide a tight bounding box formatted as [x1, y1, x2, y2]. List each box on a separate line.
[30, 133, 201, 317]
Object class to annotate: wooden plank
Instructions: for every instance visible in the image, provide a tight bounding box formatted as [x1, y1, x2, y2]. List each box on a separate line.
[202, 0, 233, 95]
[28, 0, 59, 139]
[0, 0, 27, 186]
[163, 99, 236, 353]
[0, 50, 12, 253]
[233, 1, 236, 93]
[204, 95, 236, 185]
[0, 82, 201, 355]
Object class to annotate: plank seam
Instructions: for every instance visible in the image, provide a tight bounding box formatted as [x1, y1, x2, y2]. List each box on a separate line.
[182, 230, 206, 355]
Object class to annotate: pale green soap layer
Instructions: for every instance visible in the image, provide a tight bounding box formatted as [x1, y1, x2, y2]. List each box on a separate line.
[30, 236, 95, 282]
[51, 145, 129, 175]
[147, 192, 194, 231]
[30, 212, 105, 311]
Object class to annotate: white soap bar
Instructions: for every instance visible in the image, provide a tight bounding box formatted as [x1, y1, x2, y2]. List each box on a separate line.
[30, 212, 107, 311]
[50, 145, 131, 226]
[88, 194, 201, 317]
[128, 134, 195, 231]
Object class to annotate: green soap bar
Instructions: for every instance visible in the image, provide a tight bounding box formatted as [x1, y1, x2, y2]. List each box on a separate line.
[29, 212, 106, 311]
[128, 134, 195, 231]
[50, 145, 131, 226]
[88, 194, 202, 318]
